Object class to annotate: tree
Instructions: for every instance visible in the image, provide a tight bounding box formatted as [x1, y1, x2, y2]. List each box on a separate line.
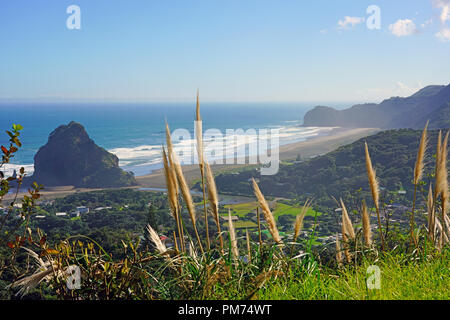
[147, 202, 159, 233]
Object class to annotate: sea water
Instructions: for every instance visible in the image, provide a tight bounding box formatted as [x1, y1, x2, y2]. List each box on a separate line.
[0, 102, 340, 176]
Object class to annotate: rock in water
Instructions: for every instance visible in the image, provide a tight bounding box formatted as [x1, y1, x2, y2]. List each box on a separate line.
[32, 121, 137, 188]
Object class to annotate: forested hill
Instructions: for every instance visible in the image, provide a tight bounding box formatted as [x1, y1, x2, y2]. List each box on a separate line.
[214, 129, 447, 206]
[303, 84, 450, 129]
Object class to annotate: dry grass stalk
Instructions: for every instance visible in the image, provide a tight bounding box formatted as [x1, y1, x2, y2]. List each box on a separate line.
[432, 131, 443, 245]
[335, 234, 343, 267]
[339, 200, 353, 263]
[436, 130, 442, 176]
[8, 247, 61, 297]
[293, 199, 310, 241]
[173, 230, 179, 253]
[246, 228, 251, 262]
[414, 121, 428, 185]
[427, 183, 435, 241]
[195, 90, 204, 166]
[340, 199, 355, 239]
[166, 121, 204, 253]
[162, 146, 184, 252]
[437, 131, 448, 198]
[205, 161, 224, 251]
[165, 121, 179, 192]
[410, 122, 429, 246]
[365, 142, 380, 208]
[252, 178, 282, 243]
[195, 91, 210, 250]
[435, 218, 449, 244]
[11, 268, 54, 297]
[341, 227, 352, 263]
[361, 200, 372, 246]
[205, 162, 219, 224]
[437, 131, 449, 246]
[188, 239, 198, 260]
[146, 224, 167, 255]
[171, 153, 195, 225]
[228, 208, 239, 260]
[162, 147, 178, 219]
[364, 141, 385, 249]
[445, 214, 450, 237]
[164, 123, 184, 251]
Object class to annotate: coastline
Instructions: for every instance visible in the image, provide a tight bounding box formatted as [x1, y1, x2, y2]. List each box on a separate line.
[136, 127, 379, 188]
[4, 127, 379, 200]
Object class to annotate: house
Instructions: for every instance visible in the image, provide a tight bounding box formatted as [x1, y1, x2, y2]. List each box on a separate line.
[76, 206, 89, 214]
[221, 215, 239, 221]
[55, 212, 67, 217]
[13, 203, 22, 209]
[94, 206, 112, 211]
[35, 215, 46, 219]
[160, 235, 174, 249]
[70, 211, 80, 218]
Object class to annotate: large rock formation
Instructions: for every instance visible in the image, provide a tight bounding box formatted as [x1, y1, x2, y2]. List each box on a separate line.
[32, 121, 137, 188]
[303, 84, 450, 129]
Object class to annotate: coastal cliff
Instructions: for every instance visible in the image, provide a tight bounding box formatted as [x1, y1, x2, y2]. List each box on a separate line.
[303, 84, 450, 129]
[31, 121, 137, 188]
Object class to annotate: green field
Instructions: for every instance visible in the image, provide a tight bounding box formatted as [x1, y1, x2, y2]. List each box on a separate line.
[223, 201, 258, 217]
[224, 201, 321, 221]
[223, 220, 258, 229]
[272, 202, 321, 220]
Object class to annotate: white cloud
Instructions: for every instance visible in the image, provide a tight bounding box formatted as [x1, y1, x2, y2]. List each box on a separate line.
[320, 29, 327, 34]
[389, 19, 417, 36]
[337, 16, 365, 29]
[432, 0, 450, 42]
[435, 27, 450, 41]
[395, 81, 424, 96]
[432, 0, 450, 24]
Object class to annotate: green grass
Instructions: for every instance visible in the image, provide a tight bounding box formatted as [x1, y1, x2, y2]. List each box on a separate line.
[223, 220, 258, 229]
[258, 251, 450, 300]
[223, 201, 321, 220]
[223, 201, 258, 217]
[272, 203, 321, 220]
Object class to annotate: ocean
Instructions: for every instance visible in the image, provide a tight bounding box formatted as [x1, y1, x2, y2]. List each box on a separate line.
[0, 102, 339, 177]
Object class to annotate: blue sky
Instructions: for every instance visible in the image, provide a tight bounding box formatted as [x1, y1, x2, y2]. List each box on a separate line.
[0, 0, 449, 103]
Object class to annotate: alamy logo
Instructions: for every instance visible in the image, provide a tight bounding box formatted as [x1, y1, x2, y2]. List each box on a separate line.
[366, 5, 381, 30]
[66, 5, 81, 30]
[366, 265, 381, 289]
[66, 265, 81, 289]
[170, 125, 279, 175]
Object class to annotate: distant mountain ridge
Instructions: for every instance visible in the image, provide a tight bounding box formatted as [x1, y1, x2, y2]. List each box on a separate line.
[303, 84, 450, 129]
[31, 121, 137, 188]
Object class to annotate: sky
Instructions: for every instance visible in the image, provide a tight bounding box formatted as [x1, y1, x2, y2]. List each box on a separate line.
[0, 0, 449, 103]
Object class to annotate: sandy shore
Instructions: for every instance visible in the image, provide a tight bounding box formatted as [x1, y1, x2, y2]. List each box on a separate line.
[4, 127, 379, 201]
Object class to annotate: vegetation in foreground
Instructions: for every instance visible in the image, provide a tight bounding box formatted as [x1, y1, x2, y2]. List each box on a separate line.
[261, 249, 449, 300]
[0, 99, 449, 300]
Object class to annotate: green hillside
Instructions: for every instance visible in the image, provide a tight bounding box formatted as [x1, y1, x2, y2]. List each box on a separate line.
[215, 129, 447, 207]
